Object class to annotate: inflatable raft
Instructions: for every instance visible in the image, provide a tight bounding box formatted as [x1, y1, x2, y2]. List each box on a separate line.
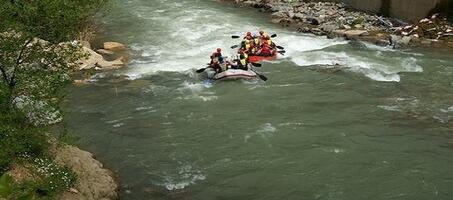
[214, 69, 257, 80]
[206, 68, 257, 80]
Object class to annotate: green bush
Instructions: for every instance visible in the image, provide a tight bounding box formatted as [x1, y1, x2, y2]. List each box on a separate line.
[0, 109, 49, 174]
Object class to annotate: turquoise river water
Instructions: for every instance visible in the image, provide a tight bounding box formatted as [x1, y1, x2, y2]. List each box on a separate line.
[64, 0, 453, 199]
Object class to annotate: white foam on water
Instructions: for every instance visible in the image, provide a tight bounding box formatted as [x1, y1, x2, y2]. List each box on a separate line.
[135, 106, 154, 111]
[291, 50, 423, 82]
[121, 0, 352, 80]
[277, 35, 348, 57]
[245, 123, 277, 142]
[162, 163, 206, 191]
[112, 123, 124, 128]
[440, 106, 453, 113]
[278, 122, 304, 126]
[378, 105, 401, 112]
[121, 0, 424, 83]
[176, 81, 217, 102]
[257, 123, 277, 134]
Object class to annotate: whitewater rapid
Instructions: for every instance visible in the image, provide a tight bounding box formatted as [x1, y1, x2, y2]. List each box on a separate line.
[109, 0, 424, 82]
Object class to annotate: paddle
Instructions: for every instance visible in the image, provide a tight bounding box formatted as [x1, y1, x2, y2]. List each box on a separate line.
[251, 62, 262, 67]
[270, 33, 277, 38]
[196, 67, 208, 73]
[230, 44, 239, 49]
[277, 50, 286, 55]
[276, 45, 285, 50]
[250, 67, 268, 81]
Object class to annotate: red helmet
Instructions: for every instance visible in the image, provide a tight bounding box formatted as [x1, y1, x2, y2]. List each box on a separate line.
[259, 31, 264, 35]
[216, 48, 221, 53]
[246, 32, 252, 36]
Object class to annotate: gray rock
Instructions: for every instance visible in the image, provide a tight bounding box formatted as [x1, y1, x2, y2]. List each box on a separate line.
[400, 36, 412, 45]
[319, 23, 338, 32]
[293, 13, 305, 20]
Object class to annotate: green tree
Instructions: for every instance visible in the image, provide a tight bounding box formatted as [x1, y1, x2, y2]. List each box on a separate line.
[0, 0, 106, 108]
[0, 0, 106, 174]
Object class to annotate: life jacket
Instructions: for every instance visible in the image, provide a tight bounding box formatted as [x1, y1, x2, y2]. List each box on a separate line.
[267, 39, 272, 46]
[244, 40, 252, 50]
[239, 54, 247, 67]
[260, 45, 271, 55]
[240, 58, 247, 66]
[254, 38, 260, 45]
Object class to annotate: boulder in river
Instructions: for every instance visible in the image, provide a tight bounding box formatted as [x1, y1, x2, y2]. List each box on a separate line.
[103, 42, 127, 51]
[79, 47, 126, 70]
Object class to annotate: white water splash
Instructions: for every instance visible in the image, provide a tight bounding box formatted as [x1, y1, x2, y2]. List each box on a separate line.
[162, 163, 206, 191]
[378, 105, 401, 112]
[176, 81, 217, 101]
[291, 50, 423, 82]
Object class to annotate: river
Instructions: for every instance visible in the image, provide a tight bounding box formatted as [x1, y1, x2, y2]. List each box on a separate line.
[64, 0, 453, 199]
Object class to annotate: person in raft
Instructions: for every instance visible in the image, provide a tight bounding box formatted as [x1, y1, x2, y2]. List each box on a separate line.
[240, 31, 275, 56]
[256, 42, 273, 57]
[229, 51, 249, 71]
[258, 31, 268, 44]
[210, 48, 224, 64]
[210, 58, 223, 73]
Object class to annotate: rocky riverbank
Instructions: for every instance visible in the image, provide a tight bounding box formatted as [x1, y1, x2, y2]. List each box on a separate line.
[54, 145, 119, 200]
[5, 141, 119, 200]
[224, 0, 453, 49]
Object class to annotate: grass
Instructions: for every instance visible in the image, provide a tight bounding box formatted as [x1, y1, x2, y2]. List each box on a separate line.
[0, 92, 77, 199]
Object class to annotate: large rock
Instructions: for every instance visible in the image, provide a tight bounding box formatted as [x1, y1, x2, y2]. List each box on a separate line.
[103, 42, 127, 51]
[79, 47, 125, 70]
[54, 145, 118, 200]
[344, 30, 369, 38]
[96, 49, 115, 55]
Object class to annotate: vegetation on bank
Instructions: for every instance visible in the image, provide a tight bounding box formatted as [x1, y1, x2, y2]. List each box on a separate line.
[0, 0, 106, 199]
